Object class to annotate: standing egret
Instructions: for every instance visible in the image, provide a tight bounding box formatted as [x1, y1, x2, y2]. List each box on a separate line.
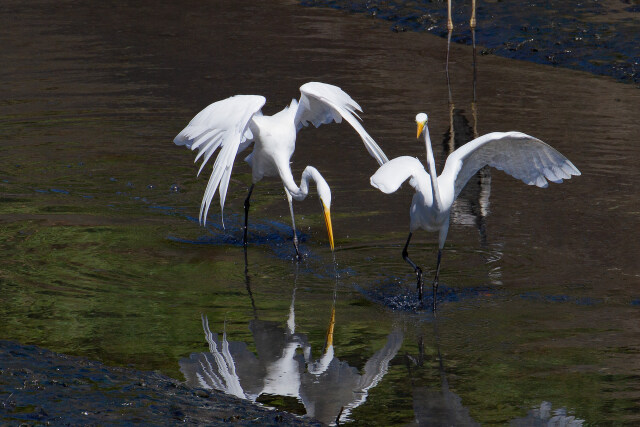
[174, 82, 388, 257]
[370, 113, 580, 310]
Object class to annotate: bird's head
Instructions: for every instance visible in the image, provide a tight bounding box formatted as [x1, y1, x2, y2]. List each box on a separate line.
[316, 178, 334, 251]
[302, 166, 334, 251]
[415, 113, 428, 139]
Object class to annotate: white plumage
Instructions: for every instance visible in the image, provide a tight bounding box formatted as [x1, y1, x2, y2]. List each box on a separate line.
[175, 82, 387, 255]
[370, 113, 580, 309]
[175, 95, 266, 223]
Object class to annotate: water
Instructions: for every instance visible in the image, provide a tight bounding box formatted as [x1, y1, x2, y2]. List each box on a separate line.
[301, 0, 640, 84]
[1, 0, 639, 424]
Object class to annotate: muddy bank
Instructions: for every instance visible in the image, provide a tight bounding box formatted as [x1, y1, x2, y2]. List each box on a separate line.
[0, 340, 320, 425]
[301, 0, 640, 84]
[1, 0, 639, 423]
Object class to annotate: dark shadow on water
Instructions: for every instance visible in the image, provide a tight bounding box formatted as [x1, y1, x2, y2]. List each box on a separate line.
[164, 209, 318, 262]
[356, 280, 497, 313]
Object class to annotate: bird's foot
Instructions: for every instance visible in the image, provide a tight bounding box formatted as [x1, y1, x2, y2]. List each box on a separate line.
[292, 236, 302, 261]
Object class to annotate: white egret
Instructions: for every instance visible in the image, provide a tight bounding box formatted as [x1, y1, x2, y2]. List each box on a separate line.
[174, 82, 388, 257]
[370, 113, 581, 310]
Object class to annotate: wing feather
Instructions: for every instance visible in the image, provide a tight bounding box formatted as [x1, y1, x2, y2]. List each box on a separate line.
[295, 82, 388, 166]
[440, 132, 580, 200]
[370, 156, 430, 194]
[174, 95, 266, 225]
[192, 129, 224, 156]
[195, 132, 225, 172]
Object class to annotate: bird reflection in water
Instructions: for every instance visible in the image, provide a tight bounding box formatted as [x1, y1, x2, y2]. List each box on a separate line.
[440, 72, 502, 286]
[444, 15, 486, 242]
[445, 0, 478, 100]
[180, 257, 402, 425]
[442, 58, 503, 286]
[511, 401, 584, 426]
[405, 321, 584, 426]
[405, 321, 479, 426]
[443, 108, 491, 246]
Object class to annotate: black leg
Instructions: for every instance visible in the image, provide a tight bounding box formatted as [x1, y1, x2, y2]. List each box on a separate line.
[243, 184, 255, 247]
[402, 232, 423, 301]
[432, 249, 442, 311]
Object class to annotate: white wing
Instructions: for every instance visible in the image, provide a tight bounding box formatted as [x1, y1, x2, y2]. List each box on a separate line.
[370, 156, 430, 194]
[339, 329, 403, 423]
[178, 315, 248, 399]
[174, 95, 266, 225]
[440, 132, 581, 199]
[294, 82, 388, 166]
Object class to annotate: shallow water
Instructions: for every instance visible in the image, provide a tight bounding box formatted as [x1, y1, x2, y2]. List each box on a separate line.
[1, 0, 639, 424]
[301, 0, 640, 84]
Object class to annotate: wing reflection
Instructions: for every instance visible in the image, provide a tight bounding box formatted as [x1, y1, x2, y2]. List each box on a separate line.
[406, 322, 583, 426]
[180, 289, 402, 425]
[511, 401, 584, 426]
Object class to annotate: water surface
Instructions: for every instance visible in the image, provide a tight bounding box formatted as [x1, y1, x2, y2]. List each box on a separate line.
[301, 0, 640, 84]
[1, 0, 639, 424]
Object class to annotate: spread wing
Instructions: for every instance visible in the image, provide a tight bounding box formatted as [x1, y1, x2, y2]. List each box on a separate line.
[370, 156, 430, 195]
[294, 82, 388, 166]
[440, 132, 581, 199]
[174, 95, 266, 225]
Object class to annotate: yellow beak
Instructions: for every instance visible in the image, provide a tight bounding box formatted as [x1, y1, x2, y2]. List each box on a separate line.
[416, 121, 425, 139]
[323, 203, 334, 251]
[324, 306, 335, 351]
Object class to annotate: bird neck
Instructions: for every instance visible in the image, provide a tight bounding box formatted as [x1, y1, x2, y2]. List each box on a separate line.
[279, 164, 325, 202]
[424, 127, 443, 209]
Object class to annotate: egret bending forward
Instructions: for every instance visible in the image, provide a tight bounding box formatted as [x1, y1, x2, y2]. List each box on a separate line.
[175, 82, 387, 257]
[370, 113, 580, 310]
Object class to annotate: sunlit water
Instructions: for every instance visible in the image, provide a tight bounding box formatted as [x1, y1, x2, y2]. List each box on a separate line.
[1, 0, 639, 424]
